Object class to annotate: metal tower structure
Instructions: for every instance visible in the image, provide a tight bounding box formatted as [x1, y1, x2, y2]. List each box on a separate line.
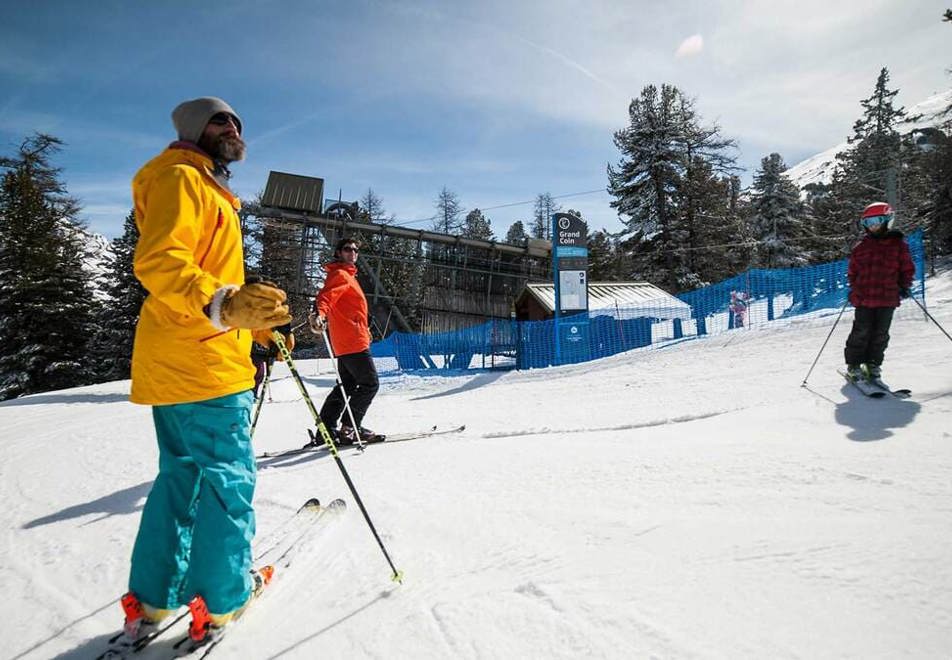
[255, 171, 552, 341]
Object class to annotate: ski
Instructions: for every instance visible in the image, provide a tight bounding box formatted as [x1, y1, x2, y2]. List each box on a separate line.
[869, 378, 911, 399]
[95, 610, 190, 659]
[838, 369, 887, 398]
[266, 498, 346, 569]
[382, 424, 466, 444]
[94, 498, 344, 659]
[254, 432, 360, 460]
[167, 499, 346, 658]
[255, 424, 465, 460]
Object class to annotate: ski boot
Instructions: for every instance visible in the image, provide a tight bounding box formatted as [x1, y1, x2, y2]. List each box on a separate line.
[181, 566, 274, 651]
[863, 364, 882, 382]
[845, 364, 864, 382]
[99, 592, 171, 657]
[339, 425, 385, 444]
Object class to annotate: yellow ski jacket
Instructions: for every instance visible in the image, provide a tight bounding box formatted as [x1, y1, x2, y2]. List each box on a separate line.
[129, 143, 253, 405]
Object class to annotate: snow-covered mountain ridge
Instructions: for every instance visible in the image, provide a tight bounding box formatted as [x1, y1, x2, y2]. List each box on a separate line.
[785, 89, 952, 190]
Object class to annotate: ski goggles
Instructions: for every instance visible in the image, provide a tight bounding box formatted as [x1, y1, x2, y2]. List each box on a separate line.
[862, 214, 892, 228]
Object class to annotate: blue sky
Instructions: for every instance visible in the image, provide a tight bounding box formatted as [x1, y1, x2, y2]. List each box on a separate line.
[1, 0, 949, 239]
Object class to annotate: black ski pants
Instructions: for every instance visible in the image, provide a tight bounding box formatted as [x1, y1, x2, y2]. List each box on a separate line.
[844, 306, 895, 367]
[319, 350, 379, 430]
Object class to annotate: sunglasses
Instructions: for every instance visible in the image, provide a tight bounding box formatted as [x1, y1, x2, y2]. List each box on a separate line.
[341, 246, 358, 253]
[207, 113, 240, 131]
[862, 214, 891, 228]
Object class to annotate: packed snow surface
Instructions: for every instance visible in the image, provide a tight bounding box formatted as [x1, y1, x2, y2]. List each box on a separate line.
[2, 270, 951, 659]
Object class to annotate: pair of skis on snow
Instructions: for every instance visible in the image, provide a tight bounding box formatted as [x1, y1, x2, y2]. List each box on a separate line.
[837, 369, 911, 399]
[95, 497, 346, 659]
[255, 423, 466, 460]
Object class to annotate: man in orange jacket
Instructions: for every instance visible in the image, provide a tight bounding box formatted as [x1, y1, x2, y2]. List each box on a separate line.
[309, 237, 381, 444]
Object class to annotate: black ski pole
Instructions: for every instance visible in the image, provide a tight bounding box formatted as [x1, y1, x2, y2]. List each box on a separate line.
[907, 293, 952, 344]
[250, 360, 273, 439]
[266, 356, 275, 402]
[271, 331, 404, 583]
[320, 327, 366, 451]
[801, 298, 850, 386]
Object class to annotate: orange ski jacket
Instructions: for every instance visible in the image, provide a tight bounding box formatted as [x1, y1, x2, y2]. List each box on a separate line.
[314, 262, 371, 356]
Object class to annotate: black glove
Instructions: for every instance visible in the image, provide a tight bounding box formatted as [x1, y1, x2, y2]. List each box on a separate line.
[899, 287, 911, 299]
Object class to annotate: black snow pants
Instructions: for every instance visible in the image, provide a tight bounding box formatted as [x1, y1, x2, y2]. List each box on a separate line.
[844, 306, 895, 367]
[319, 350, 379, 430]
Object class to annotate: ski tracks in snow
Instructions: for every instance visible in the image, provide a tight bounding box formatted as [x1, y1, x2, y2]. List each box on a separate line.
[481, 407, 744, 440]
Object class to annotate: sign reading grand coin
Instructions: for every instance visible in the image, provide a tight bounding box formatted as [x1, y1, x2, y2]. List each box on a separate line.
[551, 212, 589, 364]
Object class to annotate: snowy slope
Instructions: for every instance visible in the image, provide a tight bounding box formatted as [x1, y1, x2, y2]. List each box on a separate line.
[2, 270, 951, 659]
[785, 90, 952, 190]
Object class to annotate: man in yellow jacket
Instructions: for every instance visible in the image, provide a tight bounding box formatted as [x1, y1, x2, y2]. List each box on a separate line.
[116, 97, 292, 650]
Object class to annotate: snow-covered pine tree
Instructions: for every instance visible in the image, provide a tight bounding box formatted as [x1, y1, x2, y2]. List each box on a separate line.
[749, 153, 807, 268]
[676, 93, 739, 287]
[834, 68, 908, 217]
[898, 122, 952, 270]
[587, 230, 620, 281]
[462, 208, 493, 241]
[504, 220, 528, 245]
[88, 209, 146, 382]
[608, 84, 687, 290]
[678, 158, 739, 287]
[846, 68, 908, 193]
[802, 181, 851, 262]
[727, 175, 755, 274]
[0, 134, 98, 400]
[608, 84, 736, 292]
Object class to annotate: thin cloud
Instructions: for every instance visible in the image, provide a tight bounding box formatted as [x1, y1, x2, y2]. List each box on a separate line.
[512, 33, 625, 97]
[675, 34, 704, 58]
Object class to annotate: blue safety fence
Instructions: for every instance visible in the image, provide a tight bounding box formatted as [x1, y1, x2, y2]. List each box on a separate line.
[371, 230, 926, 373]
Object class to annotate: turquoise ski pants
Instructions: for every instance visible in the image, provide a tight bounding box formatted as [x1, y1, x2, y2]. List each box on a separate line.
[129, 391, 255, 615]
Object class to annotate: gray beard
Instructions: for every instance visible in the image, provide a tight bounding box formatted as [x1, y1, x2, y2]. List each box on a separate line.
[200, 134, 246, 163]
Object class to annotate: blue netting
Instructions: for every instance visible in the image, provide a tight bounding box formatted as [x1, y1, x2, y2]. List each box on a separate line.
[372, 230, 926, 373]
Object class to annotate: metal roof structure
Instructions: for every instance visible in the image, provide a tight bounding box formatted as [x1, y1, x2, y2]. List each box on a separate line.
[519, 282, 692, 320]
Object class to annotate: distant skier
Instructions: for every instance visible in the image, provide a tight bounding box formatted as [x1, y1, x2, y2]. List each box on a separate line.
[844, 202, 914, 382]
[116, 97, 291, 650]
[729, 290, 749, 328]
[307, 237, 382, 444]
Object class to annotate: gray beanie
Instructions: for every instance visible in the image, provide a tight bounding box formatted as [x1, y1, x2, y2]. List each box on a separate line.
[171, 97, 242, 143]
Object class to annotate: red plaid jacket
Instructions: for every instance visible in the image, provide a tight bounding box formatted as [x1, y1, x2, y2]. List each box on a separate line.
[847, 231, 915, 308]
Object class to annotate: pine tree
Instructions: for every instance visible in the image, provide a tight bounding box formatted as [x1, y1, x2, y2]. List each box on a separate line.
[359, 188, 389, 224]
[835, 68, 908, 214]
[587, 230, 618, 281]
[505, 220, 528, 244]
[678, 159, 739, 287]
[531, 193, 560, 239]
[462, 208, 494, 240]
[0, 134, 97, 400]
[432, 186, 463, 234]
[802, 182, 850, 262]
[749, 153, 806, 268]
[901, 125, 952, 269]
[813, 68, 911, 259]
[607, 83, 736, 291]
[608, 84, 686, 290]
[89, 210, 147, 381]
